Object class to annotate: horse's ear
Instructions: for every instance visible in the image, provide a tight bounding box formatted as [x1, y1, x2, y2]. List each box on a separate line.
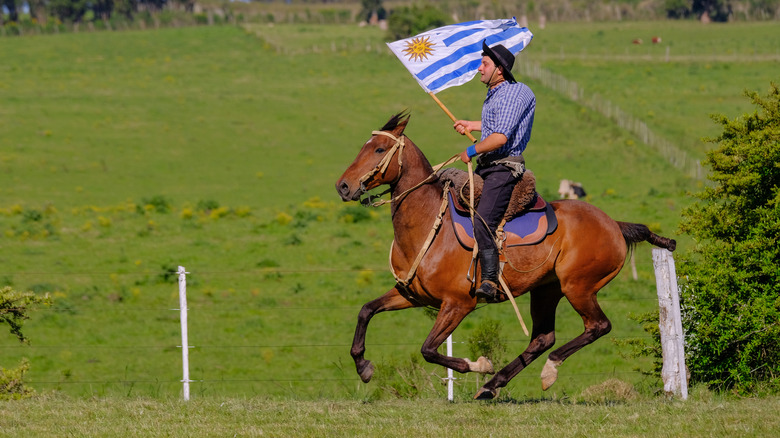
[394, 111, 410, 136]
[381, 110, 411, 135]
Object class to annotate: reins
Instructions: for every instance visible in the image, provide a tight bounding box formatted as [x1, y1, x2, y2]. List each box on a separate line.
[359, 131, 461, 208]
[359, 129, 529, 335]
[358, 131, 463, 287]
[389, 180, 452, 287]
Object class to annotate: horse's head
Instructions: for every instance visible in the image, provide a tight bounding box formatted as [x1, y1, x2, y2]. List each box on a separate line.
[336, 111, 410, 202]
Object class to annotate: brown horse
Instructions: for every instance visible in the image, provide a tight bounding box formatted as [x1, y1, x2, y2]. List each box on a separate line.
[335, 112, 676, 400]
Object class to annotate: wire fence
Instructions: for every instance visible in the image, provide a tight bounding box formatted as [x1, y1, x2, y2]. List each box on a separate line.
[2, 265, 661, 399]
[252, 32, 715, 179]
[516, 60, 705, 179]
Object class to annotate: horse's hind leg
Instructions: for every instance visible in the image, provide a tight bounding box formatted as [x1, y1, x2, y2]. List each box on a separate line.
[352, 286, 417, 383]
[474, 285, 564, 400]
[540, 292, 612, 390]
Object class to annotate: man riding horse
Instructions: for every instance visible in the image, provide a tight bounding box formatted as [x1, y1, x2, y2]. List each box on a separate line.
[453, 40, 536, 302]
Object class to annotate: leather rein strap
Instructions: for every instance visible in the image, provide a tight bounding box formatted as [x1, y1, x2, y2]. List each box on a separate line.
[359, 131, 461, 208]
[389, 180, 451, 287]
[358, 130, 472, 290]
[357, 130, 530, 333]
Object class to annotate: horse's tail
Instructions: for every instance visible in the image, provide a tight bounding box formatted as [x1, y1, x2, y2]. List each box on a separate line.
[617, 222, 677, 252]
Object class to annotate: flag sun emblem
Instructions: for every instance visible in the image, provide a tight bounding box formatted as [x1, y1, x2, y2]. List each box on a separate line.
[403, 36, 435, 62]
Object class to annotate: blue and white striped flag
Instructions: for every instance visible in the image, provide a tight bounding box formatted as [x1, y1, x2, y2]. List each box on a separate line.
[387, 18, 533, 94]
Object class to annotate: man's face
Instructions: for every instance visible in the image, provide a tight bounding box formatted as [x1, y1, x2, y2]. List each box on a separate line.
[478, 56, 500, 85]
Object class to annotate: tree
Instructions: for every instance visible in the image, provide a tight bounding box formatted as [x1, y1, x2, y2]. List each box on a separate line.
[48, 0, 90, 22]
[663, 0, 732, 20]
[28, 0, 49, 25]
[678, 83, 780, 394]
[386, 3, 448, 40]
[693, 0, 732, 21]
[2, 0, 19, 22]
[359, 0, 386, 22]
[114, 0, 138, 19]
[664, 0, 693, 18]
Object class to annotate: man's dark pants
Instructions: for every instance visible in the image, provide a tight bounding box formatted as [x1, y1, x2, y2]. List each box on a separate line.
[474, 164, 519, 254]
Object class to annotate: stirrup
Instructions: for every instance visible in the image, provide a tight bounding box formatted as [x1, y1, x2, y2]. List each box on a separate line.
[475, 279, 500, 301]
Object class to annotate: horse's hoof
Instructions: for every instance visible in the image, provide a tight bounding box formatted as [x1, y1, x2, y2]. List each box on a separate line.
[466, 356, 495, 374]
[473, 387, 498, 400]
[358, 361, 374, 383]
[541, 358, 562, 391]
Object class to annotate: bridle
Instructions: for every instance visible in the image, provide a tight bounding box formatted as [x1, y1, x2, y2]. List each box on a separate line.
[356, 130, 460, 207]
[357, 130, 406, 200]
[353, 130, 463, 290]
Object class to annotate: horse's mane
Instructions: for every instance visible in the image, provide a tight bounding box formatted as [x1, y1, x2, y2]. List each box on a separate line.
[380, 110, 410, 132]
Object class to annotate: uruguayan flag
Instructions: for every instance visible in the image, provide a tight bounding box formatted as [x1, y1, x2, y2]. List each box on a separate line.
[387, 18, 533, 94]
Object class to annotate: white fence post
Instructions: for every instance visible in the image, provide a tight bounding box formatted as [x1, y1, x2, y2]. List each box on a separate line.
[178, 266, 191, 401]
[652, 249, 688, 400]
[446, 335, 454, 401]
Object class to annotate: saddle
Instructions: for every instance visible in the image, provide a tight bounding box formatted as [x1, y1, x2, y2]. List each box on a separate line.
[439, 168, 558, 249]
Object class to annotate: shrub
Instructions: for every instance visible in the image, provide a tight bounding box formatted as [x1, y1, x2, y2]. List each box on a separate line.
[196, 199, 220, 213]
[613, 311, 663, 380]
[386, 4, 448, 40]
[1, 286, 52, 343]
[157, 263, 181, 285]
[678, 83, 780, 394]
[0, 359, 34, 400]
[373, 354, 443, 399]
[338, 205, 372, 223]
[1, 286, 51, 400]
[467, 318, 507, 368]
[138, 195, 171, 214]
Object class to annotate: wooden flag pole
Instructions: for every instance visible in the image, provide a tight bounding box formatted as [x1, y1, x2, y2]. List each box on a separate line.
[428, 92, 477, 143]
[428, 91, 481, 282]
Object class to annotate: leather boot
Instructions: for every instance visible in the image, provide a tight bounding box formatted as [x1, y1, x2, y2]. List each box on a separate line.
[475, 249, 500, 301]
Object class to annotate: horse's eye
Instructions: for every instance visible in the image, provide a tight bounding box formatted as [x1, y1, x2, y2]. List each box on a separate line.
[375, 148, 385, 154]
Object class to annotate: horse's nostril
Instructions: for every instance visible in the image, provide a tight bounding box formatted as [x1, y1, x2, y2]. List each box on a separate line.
[338, 181, 350, 196]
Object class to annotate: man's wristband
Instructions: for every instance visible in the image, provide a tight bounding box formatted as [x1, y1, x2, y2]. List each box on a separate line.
[466, 145, 478, 158]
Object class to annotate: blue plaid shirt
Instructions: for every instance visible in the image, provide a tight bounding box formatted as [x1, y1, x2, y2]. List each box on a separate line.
[480, 81, 535, 161]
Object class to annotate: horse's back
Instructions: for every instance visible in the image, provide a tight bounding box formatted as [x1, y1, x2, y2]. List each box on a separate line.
[549, 199, 628, 278]
[551, 199, 624, 243]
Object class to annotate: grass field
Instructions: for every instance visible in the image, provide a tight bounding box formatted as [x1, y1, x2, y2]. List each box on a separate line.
[526, 20, 780, 157]
[2, 392, 780, 437]
[0, 20, 777, 407]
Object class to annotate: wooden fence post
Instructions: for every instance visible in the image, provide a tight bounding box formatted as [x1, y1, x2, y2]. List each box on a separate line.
[652, 249, 688, 400]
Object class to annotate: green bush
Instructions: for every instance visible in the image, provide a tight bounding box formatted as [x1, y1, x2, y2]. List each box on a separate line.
[614, 311, 663, 380]
[373, 354, 443, 399]
[467, 318, 507, 368]
[0, 359, 34, 400]
[138, 195, 172, 214]
[196, 199, 220, 213]
[1, 286, 51, 399]
[338, 205, 373, 223]
[1, 286, 52, 343]
[678, 83, 780, 394]
[386, 4, 449, 40]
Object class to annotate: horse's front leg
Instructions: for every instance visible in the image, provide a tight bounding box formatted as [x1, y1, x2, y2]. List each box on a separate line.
[420, 300, 486, 374]
[352, 285, 417, 383]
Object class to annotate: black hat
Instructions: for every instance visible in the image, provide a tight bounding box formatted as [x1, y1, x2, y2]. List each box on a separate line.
[481, 40, 516, 83]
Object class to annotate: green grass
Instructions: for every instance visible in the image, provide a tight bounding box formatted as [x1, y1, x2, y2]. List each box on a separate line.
[0, 21, 776, 402]
[1, 392, 780, 437]
[526, 20, 780, 157]
[529, 21, 780, 58]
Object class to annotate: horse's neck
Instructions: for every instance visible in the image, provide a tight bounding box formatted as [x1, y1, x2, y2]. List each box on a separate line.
[390, 142, 444, 251]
